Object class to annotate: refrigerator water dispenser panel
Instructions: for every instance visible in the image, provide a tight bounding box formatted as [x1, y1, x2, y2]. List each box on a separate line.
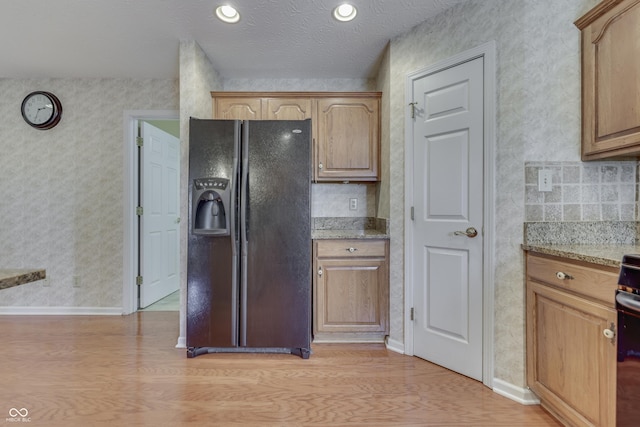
[192, 177, 230, 236]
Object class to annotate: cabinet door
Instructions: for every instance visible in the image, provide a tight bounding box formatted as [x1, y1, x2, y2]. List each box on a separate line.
[527, 280, 616, 427]
[264, 98, 312, 120]
[315, 97, 379, 181]
[214, 97, 261, 120]
[315, 258, 387, 334]
[578, 0, 640, 159]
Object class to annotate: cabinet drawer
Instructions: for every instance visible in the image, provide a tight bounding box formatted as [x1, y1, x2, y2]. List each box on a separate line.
[316, 240, 386, 258]
[526, 254, 618, 306]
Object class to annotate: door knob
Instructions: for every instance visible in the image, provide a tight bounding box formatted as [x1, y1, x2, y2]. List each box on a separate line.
[454, 227, 478, 238]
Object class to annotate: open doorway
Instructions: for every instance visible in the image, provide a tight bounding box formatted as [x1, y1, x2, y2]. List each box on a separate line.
[123, 110, 180, 315]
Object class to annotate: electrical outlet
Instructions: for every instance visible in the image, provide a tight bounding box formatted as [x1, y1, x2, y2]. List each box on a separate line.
[42, 276, 50, 287]
[73, 276, 81, 288]
[349, 198, 358, 211]
[538, 170, 553, 192]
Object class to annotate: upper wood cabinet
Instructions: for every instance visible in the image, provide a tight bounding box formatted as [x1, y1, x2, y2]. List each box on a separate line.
[264, 98, 312, 120]
[214, 97, 261, 120]
[211, 92, 381, 181]
[575, 0, 640, 160]
[315, 97, 380, 181]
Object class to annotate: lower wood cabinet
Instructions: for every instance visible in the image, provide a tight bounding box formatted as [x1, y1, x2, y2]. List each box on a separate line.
[313, 239, 389, 342]
[526, 252, 618, 427]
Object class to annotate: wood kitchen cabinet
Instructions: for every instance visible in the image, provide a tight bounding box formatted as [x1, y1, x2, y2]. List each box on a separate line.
[213, 95, 312, 121]
[526, 252, 618, 427]
[211, 92, 381, 181]
[575, 0, 640, 160]
[213, 96, 262, 120]
[263, 97, 312, 120]
[315, 97, 380, 181]
[313, 239, 389, 342]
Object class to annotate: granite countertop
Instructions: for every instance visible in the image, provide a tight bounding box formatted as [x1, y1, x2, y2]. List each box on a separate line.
[522, 243, 640, 268]
[311, 217, 389, 240]
[0, 269, 46, 290]
[522, 221, 640, 268]
[312, 229, 389, 240]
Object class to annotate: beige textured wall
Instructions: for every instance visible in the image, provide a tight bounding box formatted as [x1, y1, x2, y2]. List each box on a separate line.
[387, 0, 598, 386]
[178, 41, 224, 342]
[0, 78, 178, 308]
[376, 43, 391, 220]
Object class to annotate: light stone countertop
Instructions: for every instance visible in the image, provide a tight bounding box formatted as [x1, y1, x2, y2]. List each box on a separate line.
[522, 243, 640, 268]
[0, 269, 46, 290]
[311, 229, 389, 240]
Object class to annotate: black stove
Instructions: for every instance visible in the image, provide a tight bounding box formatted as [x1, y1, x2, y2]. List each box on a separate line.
[616, 254, 640, 426]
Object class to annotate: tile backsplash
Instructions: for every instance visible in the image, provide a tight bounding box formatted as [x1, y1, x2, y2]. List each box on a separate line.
[311, 183, 376, 218]
[525, 161, 639, 222]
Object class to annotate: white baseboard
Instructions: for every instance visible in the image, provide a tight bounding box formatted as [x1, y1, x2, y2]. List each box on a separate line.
[175, 336, 186, 348]
[385, 337, 405, 354]
[0, 306, 123, 316]
[492, 378, 540, 405]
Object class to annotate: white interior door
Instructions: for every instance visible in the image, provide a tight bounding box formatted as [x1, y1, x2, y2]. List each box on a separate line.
[411, 57, 484, 380]
[139, 122, 180, 308]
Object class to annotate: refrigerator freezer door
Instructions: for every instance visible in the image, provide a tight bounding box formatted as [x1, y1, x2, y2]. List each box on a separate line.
[187, 119, 240, 348]
[240, 120, 312, 350]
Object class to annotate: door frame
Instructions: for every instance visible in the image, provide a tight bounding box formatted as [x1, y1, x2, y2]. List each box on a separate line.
[403, 41, 496, 388]
[122, 109, 179, 315]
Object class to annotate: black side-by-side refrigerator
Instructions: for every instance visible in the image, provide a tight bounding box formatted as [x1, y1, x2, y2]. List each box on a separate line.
[186, 118, 311, 359]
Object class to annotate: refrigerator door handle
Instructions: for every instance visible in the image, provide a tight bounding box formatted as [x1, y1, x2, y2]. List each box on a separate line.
[229, 120, 241, 346]
[239, 121, 250, 347]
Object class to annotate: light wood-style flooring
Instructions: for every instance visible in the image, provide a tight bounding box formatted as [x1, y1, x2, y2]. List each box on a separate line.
[1, 311, 559, 426]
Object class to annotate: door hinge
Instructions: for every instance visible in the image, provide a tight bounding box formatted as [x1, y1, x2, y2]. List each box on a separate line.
[136, 137, 143, 147]
[410, 307, 415, 321]
[410, 207, 415, 221]
[136, 276, 143, 286]
[409, 102, 418, 119]
[136, 206, 143, 216]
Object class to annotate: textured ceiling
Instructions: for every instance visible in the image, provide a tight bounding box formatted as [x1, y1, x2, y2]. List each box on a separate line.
[0, 0, 467, 80]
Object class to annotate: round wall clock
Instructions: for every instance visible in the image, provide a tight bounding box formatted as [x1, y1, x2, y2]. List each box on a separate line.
[21, 91, 63, 130]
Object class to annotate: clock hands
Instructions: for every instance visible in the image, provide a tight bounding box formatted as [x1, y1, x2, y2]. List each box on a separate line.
[34, 103, 53, 120]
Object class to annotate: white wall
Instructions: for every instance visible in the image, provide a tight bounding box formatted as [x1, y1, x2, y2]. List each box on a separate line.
[0, 78, 178, 310]
[386, 0, 598, 387]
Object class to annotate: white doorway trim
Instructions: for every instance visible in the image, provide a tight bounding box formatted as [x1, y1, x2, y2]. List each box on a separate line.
[403, 41, 496, 388]
[122, 110, 179, 315]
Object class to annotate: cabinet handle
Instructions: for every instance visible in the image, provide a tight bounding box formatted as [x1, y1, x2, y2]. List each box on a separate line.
[318, 267, 323, 277]
[347, 247, 357, 253]
[555, 271, 574, 280]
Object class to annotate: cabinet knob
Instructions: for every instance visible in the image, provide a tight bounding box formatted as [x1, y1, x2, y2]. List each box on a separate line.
[603, 322, 616, 342]
[318, 267, 323, 277]
[347, 247, 357, 253]
[555, 271, 574, 280]
[318, 162, 324, 169]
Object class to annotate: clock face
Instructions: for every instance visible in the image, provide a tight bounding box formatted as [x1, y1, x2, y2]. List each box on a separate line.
[21, 91, 62, 129]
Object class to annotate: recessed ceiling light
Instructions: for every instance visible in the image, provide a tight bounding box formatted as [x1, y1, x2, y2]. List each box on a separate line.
[216, 5, 240, 23]
[332, 3, 357, 22]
